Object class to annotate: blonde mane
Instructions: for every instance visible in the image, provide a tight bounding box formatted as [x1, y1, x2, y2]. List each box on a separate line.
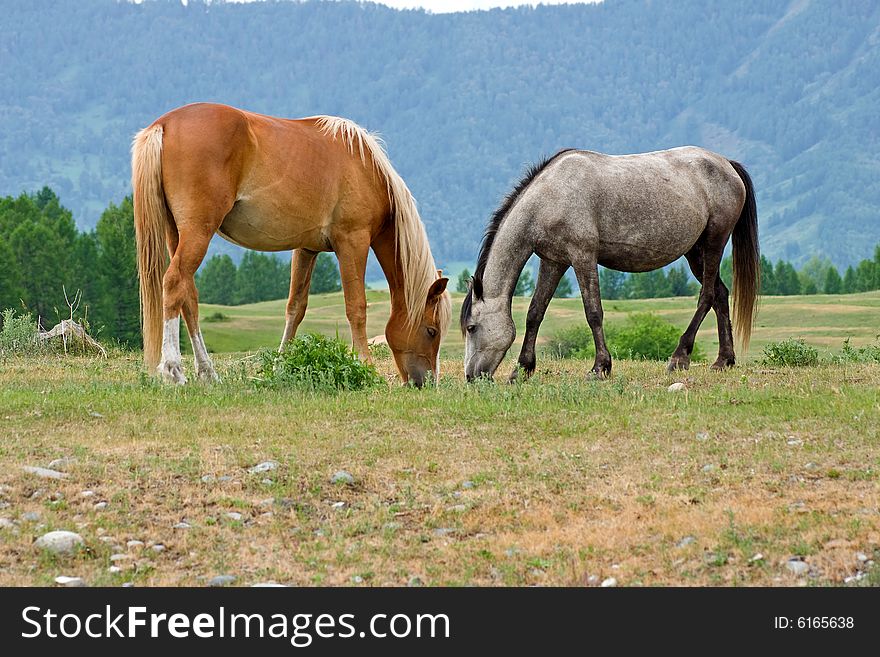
[315, 116, 451, 337]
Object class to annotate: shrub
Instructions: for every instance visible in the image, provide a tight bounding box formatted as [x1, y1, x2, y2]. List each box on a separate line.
[547, 313, 703, 362]
[0, 308, 43, 356]
[255, 333, 383, 391]
[832, 337, 880, 364]
[761, 338, 819, 367]
[202, 311, 230, 323]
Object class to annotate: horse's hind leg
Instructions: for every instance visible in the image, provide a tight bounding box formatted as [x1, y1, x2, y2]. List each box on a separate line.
[684, 250, 736, 370]
[572, 254, 611, 378]
[279, 248, 318, 350]
[161, 225, 218, 384]
[668, 235, 727, 371]
[510, 259, 568, 382]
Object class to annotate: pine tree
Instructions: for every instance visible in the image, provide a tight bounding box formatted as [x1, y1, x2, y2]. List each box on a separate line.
[823, 266, 842, 294]
[514, 267, 534, 296]
[93, 198, 140, 345]
[198, 254, 238, 305]
[0, 238, 24, 312]
[667, 265, 696, 296]
[599, 267, 625, 299]
[842, 266, 858, 294]
[309, 253, 342, 294]
[554, 274, 574, 298]
[759, 255, 776, 295]
[456, 267, 471, 294]
[235, 251, 289, 304]
[774, 261, 801, 295]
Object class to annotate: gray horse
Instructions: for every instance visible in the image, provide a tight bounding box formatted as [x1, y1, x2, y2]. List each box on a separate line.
[461, 147, 759, 381]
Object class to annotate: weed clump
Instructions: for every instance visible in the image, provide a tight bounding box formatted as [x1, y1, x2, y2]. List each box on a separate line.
[761, 338, 819, 367]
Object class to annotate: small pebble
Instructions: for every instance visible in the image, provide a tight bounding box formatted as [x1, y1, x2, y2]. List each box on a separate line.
[248, 461, 278, 474]
[151, 544, 166, 553]
[109, 553, 130, 562]
[260, 478, 274, 486]
[226, 512, 243, 521]
[252, 582, 287, 587]
[786, 559, 809, 576]
[586, 575, 600, 586]
[22, 511, 41, 522]
[407, 576, 423, 587]
[200, 475, 216, 484]
[0, 517, 14, 529]
[676, 536, 695, 548]
[173, 522, 192, 530]
[93, 501, 108, 511]
[331, 501, 346, 510]
[208, 575, 236, 587]
[331, 471, 354, 485]
[48, 457, 77, 471]
[461, 480, 476, 489]
[54, 576, 85, 587]
[433, 527, 454, 537]
[601, 577, 618, 587]
[80, 490, 96, 498]
[667, 382, 687, 393]
[351, 575, 364, 584]
[108, 566, 122, 574]
[695, 432, 709, 441]
[749, 553, 764, 562]
[126, 540, 144, 549]
[446, 504, 467, 513]
[702, 464, 715, 473]
[856, 552, 868, 563]
[89, 411, 104, 418]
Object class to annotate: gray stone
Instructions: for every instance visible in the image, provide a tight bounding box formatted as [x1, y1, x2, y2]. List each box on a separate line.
[331, 501, 346, 510]
[173, 522, 191, 530]
[126, 540, 145, 549]
[80, 490, 96, 498]
[676, 536, 696, 548]
[446, 504, 467, 513]
[54, 575, 85, 587]
[432, 527, 454, 537]
[461, 480, 476, 489]
[22, 511, 41, 522]
[108, 566, 122, 574]
[260, 478, 274, 486]
[252, 582, 288, 587]
[48, 457, 77, 471]
[351, 575, 364, 584]
[701, 464, 715, 473]
[407, 576, 424, 587]
[89, 411, 104, 418]
[856, 552, 869, 562]
[331, 470, 354, 485]
[208, 575, 236, 587]
[109, 553, 130, 562]
[22, 466, 68, 480]
[0, 517, 14, 529]
[667, 382, 687, 393]
[35, 530, 84, 555]
[695, 432, 709, 441]
[93, 501, 108, 511]
[226, 512, 243, 521]
[786, 559, 809, 576]
[200, 475, 216, 484]
[151, 544, 166, 553]
[600, 577, 618, 587]
[248, 461, 278, 474]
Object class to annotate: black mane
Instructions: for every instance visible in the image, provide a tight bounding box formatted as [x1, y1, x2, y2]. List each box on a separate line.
[460, 149, 575, 334]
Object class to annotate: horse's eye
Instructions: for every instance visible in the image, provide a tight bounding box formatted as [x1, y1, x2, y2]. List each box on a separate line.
[466, 324, 477, 334]
[426, 327, 438, 338]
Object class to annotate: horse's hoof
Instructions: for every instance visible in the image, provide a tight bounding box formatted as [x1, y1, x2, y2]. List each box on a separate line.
[508, 366, 534, 384]
[667, 357, 690, 372]
[158, 361, 187, 385]
[588, 368, 609, 381]
[197, 367, 220, 383]
[710, 358, 735, 371]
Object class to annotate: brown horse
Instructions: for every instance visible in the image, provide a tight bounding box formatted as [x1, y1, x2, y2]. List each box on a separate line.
[132, 103, 450, 387]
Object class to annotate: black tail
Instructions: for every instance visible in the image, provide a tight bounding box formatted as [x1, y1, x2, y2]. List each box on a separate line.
[728, 160, 760, 352]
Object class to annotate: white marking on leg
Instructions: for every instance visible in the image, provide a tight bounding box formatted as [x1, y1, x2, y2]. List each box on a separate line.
[157, 316, 187, 384]
[191, 329, 218, 381]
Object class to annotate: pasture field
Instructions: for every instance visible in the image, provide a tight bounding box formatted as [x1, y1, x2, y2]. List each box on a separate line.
[0, 292, 878, 587]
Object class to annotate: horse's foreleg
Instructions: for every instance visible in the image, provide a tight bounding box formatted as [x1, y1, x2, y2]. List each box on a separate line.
[279, 249, 318, 351]
[510, 259, 567, 382]
[162, 227, 215, 384]
[335, 237, 371, 362]
[572, 255, 611, 379]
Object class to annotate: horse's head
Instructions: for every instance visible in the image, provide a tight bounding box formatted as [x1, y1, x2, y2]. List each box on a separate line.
[385, 276, 450, 388]
[460, 274, 516, 381]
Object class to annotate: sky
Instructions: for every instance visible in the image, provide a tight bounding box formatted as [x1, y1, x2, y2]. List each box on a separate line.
[219, 1, 603, 13]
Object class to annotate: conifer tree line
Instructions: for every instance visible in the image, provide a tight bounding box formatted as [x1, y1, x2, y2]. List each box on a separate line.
[0, 189, 341, 344]
[2, 188, 879, 347]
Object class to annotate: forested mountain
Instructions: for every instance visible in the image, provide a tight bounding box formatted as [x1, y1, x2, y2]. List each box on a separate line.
[1, 0, 878, 269]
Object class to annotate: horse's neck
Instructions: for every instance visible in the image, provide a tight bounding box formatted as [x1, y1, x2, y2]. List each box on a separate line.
[482, 209, 534, 302]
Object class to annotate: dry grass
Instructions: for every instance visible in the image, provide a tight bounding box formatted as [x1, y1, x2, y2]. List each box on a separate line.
[1, 351, 878, 587]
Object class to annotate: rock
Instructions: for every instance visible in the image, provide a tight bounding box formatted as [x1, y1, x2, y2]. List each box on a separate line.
[54, 576, 85, 587]
[260, 478, 274, 486]
[695, 432, 709, 441]
[667, 382, 687, 393]
[856, 552, 869, 562]
[208, 575, 236, 587]
[383, 522, 402, 531]
[126, 540, 144, 549]
[351, 575, 364, 584]
[331, 501, 346, 510]
[331, 470, 354, 485]
[89, 411, 104, 418]
[701, 464, 715, 473]
[108, 566, 122, 574]
[173, 522, 191, 530]
[787, 439, 803, 446]
[258, 498, 274, 507]
[433, 527, 454, 537]
[80, 490, 95, 498]
[47, 457, 77, 471]
[93, 501, 108, 511]
[786, 559, 809, 576]
[600, 577, 618, 587]
[749, 553, 764, 563]
[248, 461, 278, 474]
[122, 582, 135, 587]
[586, 575, 600, 586]
[35, 530, 84, 555]
[22, 465, 68, 480]
[110, 553, 130, 562]
[226, 512, 243, 521]
[676, 536, 696, 548]
[200, 475, 216, 484]
[0, 517, 14, 529]
[22, 511, 41, 522]
[407, 576, 424, 587]
[218, 476, 233, 483]
[151, 544, 166, 553]
[446, 504, 467, 513]
[462, 480, 476, 489]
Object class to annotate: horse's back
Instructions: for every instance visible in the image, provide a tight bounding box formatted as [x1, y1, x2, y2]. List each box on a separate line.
[531, 147, 744, 272]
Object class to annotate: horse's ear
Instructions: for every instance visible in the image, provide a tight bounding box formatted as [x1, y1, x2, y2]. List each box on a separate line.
[471, 275, 483, 300]
[427, 277, 448, 304]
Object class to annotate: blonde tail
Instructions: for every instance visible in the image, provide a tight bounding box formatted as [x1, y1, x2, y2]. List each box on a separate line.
[131, 125, 168, 371]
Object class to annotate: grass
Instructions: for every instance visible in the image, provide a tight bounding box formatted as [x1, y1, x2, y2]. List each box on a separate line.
[198, 290, 880, 360]
[0, 351, 877, 587]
